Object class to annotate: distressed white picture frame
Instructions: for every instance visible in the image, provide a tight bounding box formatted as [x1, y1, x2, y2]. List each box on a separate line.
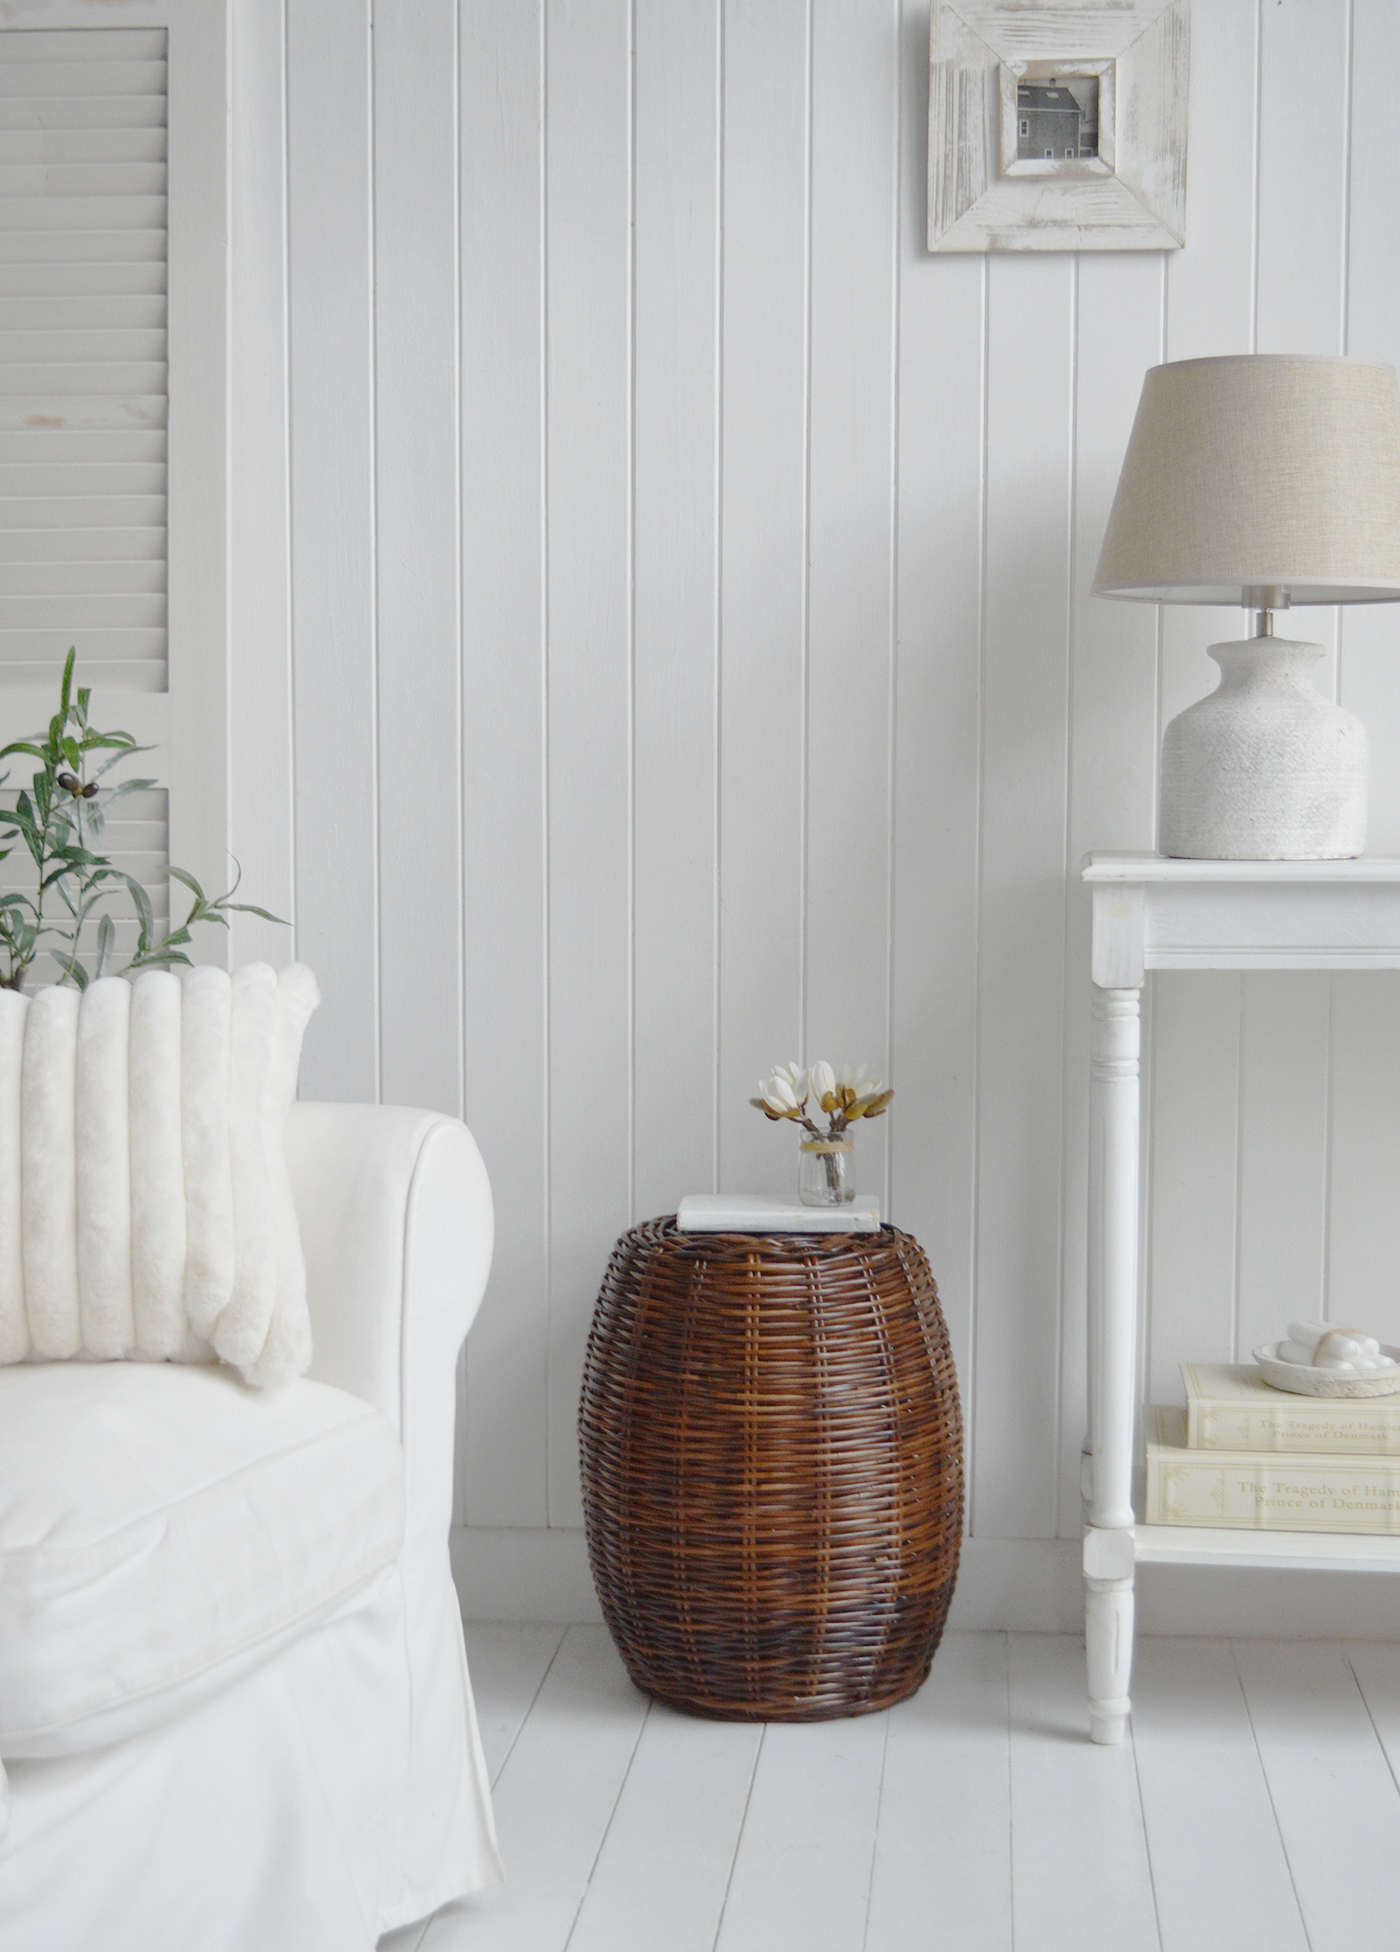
[928, 0, 1189, 252]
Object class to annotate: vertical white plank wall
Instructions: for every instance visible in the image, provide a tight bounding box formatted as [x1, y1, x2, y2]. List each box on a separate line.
[1144, 0, 1258, 1407]
[631, 0, 721, 1229]
[889, 0, 982, 1478]
[541, 0, 633, 1528]
[1329, 0, 1400, 1329]
[804, 0, 899, 1211]
[972, 249, 1074, 1541]
[229, 0, 294, 971]
[457, 0, 550, 1529]
[285, 0, 378, 1102]
[716, 0, 810, 1202]
[374, 0, 462, 1120]
[228, 0, 1400, 1628]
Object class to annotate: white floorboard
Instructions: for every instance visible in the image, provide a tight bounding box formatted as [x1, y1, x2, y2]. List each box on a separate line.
[462, 1620, 567, 1783]
[714, 1708, 888, 1952]
[1130, 1637, 1308, 1952]
[418, 1625, 647, 1952]
[1233, 1640, 1400, 1952]
[865, 1632, 1013, 1952]
[567, 1706, 762, 1952]
[382, 1628, 1400, 1952]
[1006, 1634, 1160, 1952]
[1344, 1638, 1400, 1777]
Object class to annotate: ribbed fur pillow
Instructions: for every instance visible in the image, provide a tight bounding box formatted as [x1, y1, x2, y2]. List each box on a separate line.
[0, 963, 319, 1387]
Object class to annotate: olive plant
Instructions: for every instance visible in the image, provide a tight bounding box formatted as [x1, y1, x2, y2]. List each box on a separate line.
[0, 649, 282, 991]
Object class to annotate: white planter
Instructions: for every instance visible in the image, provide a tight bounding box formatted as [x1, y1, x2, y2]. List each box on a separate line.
[1159, 638, 1367, 861]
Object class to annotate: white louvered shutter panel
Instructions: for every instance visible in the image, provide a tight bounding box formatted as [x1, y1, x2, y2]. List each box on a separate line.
[0, 5, 227, 972]
[0, 27, 168, 690]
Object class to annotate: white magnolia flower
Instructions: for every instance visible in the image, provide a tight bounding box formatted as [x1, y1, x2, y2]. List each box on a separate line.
[759, 1071, 803, 1116]
[752, 1057, 891, 1131]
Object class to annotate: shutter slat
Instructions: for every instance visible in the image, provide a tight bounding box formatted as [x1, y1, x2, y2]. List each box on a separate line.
[0, 462, 165, 493]
[0, 625, 164, 655]
[0, 560, 165, 595]
[0, 361, 166, 393]
[14, 933, 177, 969]
[0, 228, 163, 263]
[0, 64, 165, 99]
[2, 847, 169, 873]
[0, 430, 164, 461]
[0, 128, 165, 164]
[0, 195, 166, 231]
[0, 163, 165, 195]
[0, 657, 163, 691]
[0, 527, 164, 562]
[0, 98, 166, 133]
[0, 31, 167, 62]
[0, 595, 163, 626]
[0, 296, 165, 327]
[0, 918, 172, 946]
[0, 329, 165, 360]
[0, 264, 164, 298]
[0, 498, 166, 528]
[0, 397, 166, 431]
[0, 850, 168, 881]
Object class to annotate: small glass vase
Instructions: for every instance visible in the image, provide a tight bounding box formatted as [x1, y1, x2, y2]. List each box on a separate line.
[799, 1133, 855, 1206]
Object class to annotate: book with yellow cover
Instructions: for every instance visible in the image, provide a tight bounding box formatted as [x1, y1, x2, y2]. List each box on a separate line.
[1146, 1406, 1400, 1533]
[1181, 1362, 1400, 1455]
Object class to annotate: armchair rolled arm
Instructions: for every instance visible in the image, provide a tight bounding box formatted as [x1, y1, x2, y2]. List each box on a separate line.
[284, 1102, 494, 1557]
[271, 1103, 501, 1907]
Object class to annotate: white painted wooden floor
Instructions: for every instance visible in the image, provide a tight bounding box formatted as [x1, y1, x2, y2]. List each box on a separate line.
[379, 1624, 1400, 1952]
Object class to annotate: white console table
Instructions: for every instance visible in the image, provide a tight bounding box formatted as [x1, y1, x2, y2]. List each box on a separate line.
[1081, 853, 1400, 1745]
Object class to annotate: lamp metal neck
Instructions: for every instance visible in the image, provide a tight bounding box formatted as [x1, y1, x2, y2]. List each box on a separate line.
[1245, 585, 1290, 640]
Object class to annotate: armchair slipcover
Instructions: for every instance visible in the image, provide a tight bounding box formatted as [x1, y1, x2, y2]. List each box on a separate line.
[0, 1103, 502, 1951]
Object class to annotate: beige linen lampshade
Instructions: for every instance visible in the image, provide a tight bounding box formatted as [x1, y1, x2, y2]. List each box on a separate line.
[1094, 354, 1400, 606]
[1093, 353, 1400, 862]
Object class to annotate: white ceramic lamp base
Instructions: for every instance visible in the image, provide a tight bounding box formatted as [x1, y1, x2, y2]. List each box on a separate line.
[1159, 638, 1367, 861]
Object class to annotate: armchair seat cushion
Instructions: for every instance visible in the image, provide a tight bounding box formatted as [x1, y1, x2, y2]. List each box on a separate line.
[0, 1363, 404, 1760]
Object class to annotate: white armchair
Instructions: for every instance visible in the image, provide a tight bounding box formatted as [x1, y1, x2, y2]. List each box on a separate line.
[0, 1103, 501, 1952]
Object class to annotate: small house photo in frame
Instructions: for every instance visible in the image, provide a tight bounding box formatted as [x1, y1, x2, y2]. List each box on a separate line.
[928, 0, 1189, 252]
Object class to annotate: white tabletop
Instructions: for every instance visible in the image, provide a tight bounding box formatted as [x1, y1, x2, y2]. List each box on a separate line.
[1083, 851, 1400, 884]
[1083, 853, 1400, 983]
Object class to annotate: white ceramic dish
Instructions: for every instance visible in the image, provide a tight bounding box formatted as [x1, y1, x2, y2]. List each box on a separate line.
[1253, 1342, 1400, 1398]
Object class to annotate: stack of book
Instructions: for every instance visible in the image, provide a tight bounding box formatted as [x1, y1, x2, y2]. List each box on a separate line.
[1145, 1363, 1400, 1534]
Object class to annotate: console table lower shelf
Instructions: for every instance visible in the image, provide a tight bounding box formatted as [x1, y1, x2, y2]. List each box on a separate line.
[1132, 1525, 1400, 1572]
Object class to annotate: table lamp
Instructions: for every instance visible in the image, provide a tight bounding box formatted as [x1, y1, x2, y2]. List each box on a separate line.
[1093, 354, 1400, 859]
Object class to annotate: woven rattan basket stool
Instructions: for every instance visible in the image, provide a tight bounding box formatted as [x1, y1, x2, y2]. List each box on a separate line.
[579, 1219, 963, 1721]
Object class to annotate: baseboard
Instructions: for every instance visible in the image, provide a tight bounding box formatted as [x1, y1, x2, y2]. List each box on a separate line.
[451, 1525, 603, 1624]
[448, 1531, 1086, 1632]
[945, 1538, 1084, 1632]
[1134, 1560, 1400, 1640]
[451, 1526, 1400, 1639]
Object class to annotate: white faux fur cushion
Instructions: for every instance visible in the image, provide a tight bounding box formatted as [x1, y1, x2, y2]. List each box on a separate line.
[0, 963, 319, 1387]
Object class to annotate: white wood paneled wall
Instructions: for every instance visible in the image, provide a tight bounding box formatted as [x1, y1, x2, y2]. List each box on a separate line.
[230, 0, 1400, 1603]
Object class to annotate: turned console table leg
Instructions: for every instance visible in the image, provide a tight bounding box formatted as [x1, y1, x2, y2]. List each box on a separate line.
[1084, 1528, 1135, 1745]
[1085, 984, 1141, 1745]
